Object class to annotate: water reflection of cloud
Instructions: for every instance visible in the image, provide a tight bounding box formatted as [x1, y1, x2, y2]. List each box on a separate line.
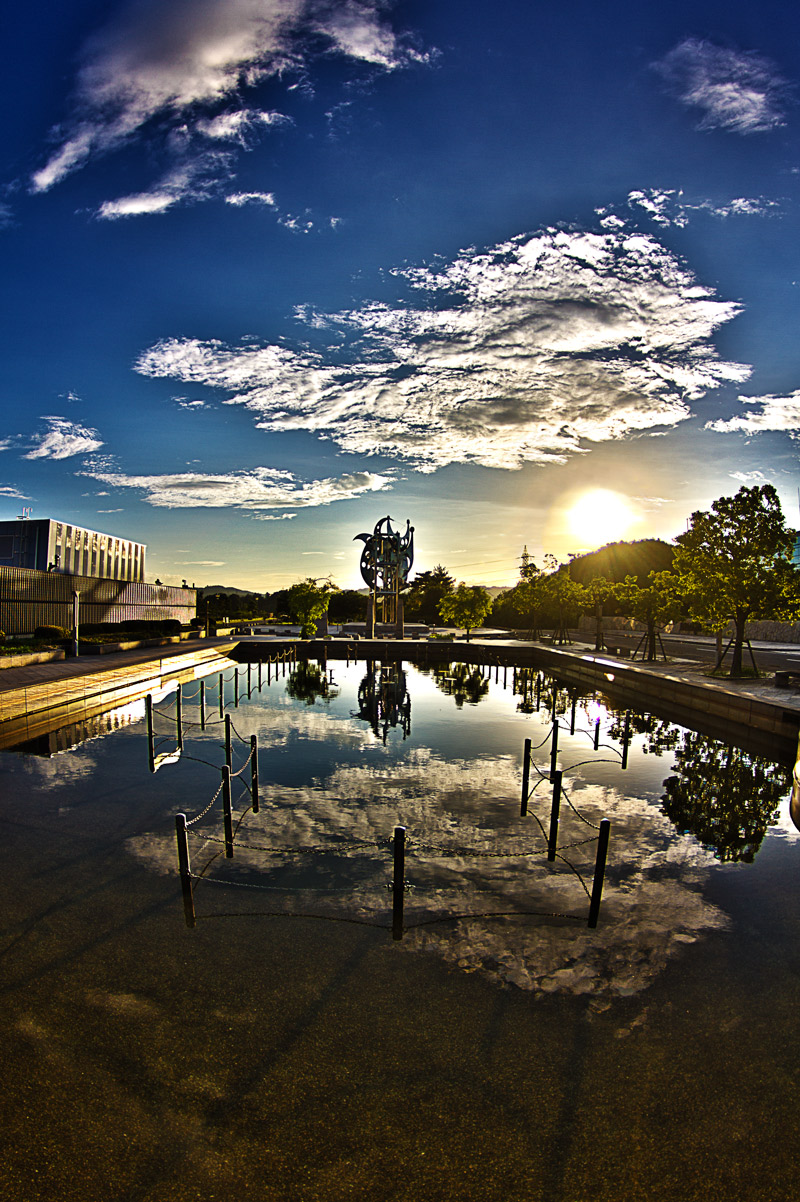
[19, 749, 98, 790]
[128, 747, 728, 997]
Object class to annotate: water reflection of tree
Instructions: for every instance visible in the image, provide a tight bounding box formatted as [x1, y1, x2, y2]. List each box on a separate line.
[432, 662, 490, 708]
[286, 662, 340, 706]
[659, 731, 789, 862]
[607, 710, 790, 862]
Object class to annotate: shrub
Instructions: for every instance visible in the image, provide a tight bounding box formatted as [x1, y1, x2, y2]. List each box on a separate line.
[34, 625, 69, 641]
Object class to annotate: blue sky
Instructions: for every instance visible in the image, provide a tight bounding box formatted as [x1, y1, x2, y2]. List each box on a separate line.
[1, 0, 799, 590]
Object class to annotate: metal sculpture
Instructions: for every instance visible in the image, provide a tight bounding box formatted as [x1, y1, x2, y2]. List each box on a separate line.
[354, 516, 414, 637]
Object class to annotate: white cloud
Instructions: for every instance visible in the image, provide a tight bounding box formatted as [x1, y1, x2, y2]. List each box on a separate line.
[136, 224, 749, 472]
[225, 190, 277, 207]
[79, 465, 392, 509]
[31, 0, 420, 202]
[96, 147, 232, 219]
[24, 417, 104, 460]
[179, 559, 226, 565]
[0, 485, 28, 499]
[196, 108, 289, 141]
[654, 38, 788, 134]
[705, 389, 800, 438]
[627, 188, 779, 227]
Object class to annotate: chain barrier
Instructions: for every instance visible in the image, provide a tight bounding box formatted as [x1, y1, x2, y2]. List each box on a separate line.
[184, 779, 224, 826]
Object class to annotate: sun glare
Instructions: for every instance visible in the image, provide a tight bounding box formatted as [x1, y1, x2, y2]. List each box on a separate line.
[567, 489, 637, 547]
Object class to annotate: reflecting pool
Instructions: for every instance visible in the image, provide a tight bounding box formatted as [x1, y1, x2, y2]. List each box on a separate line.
[2, 655, 799, 1201]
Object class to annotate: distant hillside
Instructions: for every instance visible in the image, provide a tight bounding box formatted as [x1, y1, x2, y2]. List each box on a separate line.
[200, 584, 256, 597]
[567, 539, 674, 585]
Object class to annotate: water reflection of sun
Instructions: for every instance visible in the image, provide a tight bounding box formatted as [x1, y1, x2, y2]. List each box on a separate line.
[567, 489, 638, 546]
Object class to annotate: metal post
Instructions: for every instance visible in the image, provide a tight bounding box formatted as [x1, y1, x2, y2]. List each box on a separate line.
[588, 819, 611, 928]
[547, 771, 562, 862]
[218, 673, 224, 718]
[176, 683, 183, 751]
[392, 825, 406, 941]
[145, 693, 155, 773]
[225, 713, 232, 770]
[234, 667, 239, 708]
[222, 766, 234, 858]
[251, 734, 259, 813]
[570, 696, 576, 736]
[72, 589, 80, 658]
[175, 814, 196, 928]
[520, 737, 532, 817]
[550, 720, 559, 781]
[258, 661, 262, 689]
[594, 718, 600, 751]
[268, 661, 271, 685]
[247, 662, 252, 698]
[200, 679, 206, 730]
[535, 674, 541, 711]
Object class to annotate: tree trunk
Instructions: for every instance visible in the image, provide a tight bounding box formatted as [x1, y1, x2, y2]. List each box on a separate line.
[594, 602, 604, 652]
[646, 619, 657, 661]
[730, 611, 747, 676]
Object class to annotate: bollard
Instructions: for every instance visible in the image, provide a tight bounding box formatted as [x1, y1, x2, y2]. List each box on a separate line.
[268, 661, 272, 685]
[145, 694, 155, 773]
[570, 696, 576, 736]
[621, 710, 631, 770]
[535, 674, 542, 711]
[234, 667, 240, 708]
[175, 814, 196, 928]
[218, 672, 224, 718]
[550, 720, 559, 782]
[594, 717, 600, 751]
[222, 766, 234, 858]
[247, 662, 252, 699]
[503, 666, 507, 689]
[200, 679, 206, 730]
[520, 737, 532, 817]
[176, 683, 183, 751]
[225, 713, 232, 770]
[251, 734, 259, 813]
[258, 661, 262, 689]
[392, 825, 406, 941]
[547, 771, 562, 861]
[588, 819, 611, 928]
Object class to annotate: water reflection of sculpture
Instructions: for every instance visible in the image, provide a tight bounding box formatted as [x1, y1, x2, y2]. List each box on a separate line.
[354, 661, 411, 742]
[354, 515, 414, 638]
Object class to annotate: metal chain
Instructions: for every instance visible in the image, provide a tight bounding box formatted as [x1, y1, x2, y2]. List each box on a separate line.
[185, 779, 224, 826]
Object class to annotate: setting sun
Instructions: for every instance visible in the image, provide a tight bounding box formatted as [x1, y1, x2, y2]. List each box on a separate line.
[566, 489, 638, 546]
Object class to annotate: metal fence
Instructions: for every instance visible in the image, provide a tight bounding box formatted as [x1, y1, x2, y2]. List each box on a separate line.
[0, 566, 196, 635]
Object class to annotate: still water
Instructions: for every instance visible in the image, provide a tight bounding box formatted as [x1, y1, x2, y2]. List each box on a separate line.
[1, 655, 799, 1201]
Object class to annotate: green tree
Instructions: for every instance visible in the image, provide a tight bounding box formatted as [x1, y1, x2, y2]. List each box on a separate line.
[673, 485, 799, 676]
[405, 565, 455, 624]
[287, 578, 333, 638]
[542, 555, 583, 644]
[614, 571, 677, 661]
[581, 575, 614, 652]
[438, 583, 493, 640]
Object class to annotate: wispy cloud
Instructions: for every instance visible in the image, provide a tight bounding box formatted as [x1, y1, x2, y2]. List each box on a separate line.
[79, 465, 392, 509]
[654, 38, 789, 134]
[706, 390, 800, 438]
[0, 485, 29, 499]
[30, 0, 424, 211]
[24, 417, 103, 460]
[179, 559, 226, 566]
[137, 224, 749, 472]
[625, 188, 779, 228]
[225, 191, 277, 207]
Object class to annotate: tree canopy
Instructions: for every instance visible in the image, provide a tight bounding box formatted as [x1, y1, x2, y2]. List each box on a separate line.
[673, 484, 799, 675]
[438, 583, 493, 639]
[287, 578, 333, 638]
